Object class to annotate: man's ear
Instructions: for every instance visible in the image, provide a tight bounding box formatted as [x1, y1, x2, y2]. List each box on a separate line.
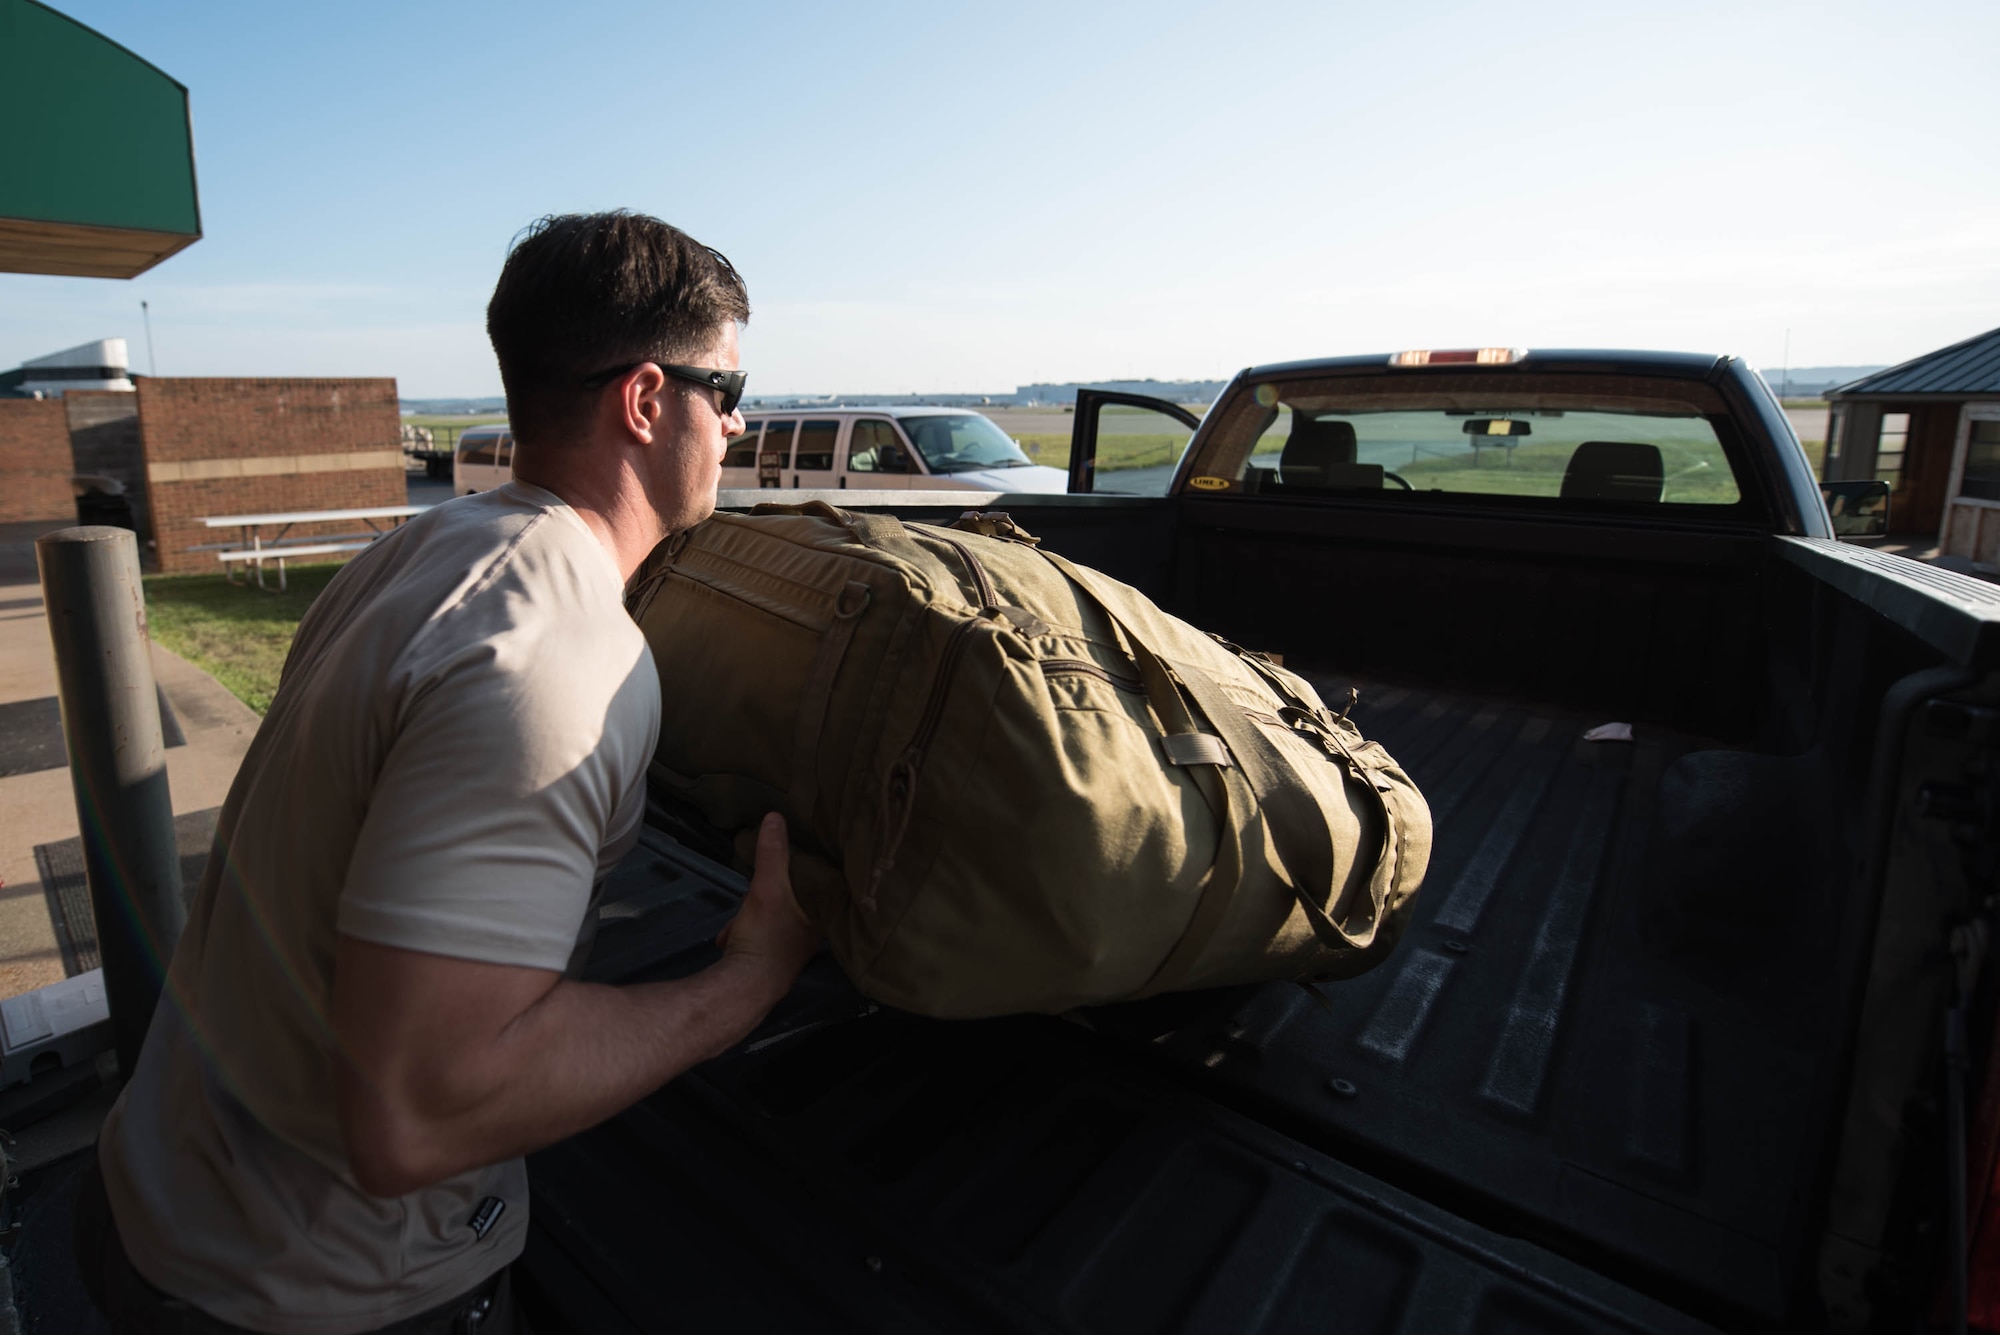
[617, 364, 669, 444]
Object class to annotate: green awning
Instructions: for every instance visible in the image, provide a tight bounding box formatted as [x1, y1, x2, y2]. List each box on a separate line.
[0, 0, 200, 278]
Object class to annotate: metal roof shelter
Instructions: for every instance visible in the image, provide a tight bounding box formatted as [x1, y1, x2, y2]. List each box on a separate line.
[0, 0, 201, 278]
[1822, 325, 2000, 559]
[1829, 326, 2000, 400]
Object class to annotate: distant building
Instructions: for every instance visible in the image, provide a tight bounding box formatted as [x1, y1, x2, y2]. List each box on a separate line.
[735, 378, 1233, 411]
[1754, 366, 1886, 400]
[1823, 326, 2000, 550]
[1015, 379, 1229, 406]
[0, 338, 135, 397]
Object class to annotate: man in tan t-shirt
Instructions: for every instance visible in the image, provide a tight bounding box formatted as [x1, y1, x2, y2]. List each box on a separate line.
[78, 212, 816, 1333]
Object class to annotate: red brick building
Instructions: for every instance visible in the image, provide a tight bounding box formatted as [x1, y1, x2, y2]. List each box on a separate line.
[0, 376, 404, 571]
[0, 397, 77, 524]
[140, 379, 404, 574]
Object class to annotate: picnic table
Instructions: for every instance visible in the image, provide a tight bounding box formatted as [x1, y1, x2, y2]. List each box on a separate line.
[195, 504, 429, 591]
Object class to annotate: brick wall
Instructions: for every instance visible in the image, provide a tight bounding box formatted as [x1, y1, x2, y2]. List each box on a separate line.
[139, 378, 405, 574]
[0, 398, 78, 524]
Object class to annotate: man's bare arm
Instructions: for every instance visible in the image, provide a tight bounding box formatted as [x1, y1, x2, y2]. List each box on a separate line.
[331, 813, 819, 1198]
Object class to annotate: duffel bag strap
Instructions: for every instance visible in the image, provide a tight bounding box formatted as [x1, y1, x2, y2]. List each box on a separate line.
[1209, 634, 1334, 722]
[1174, 661, 1391, 951]
[1021, 550, 1245, 991]
[1034, 549, 1386, 961]
[1110, 628, 1247, 994]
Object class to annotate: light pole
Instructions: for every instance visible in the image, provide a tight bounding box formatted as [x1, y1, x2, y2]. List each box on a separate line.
[140, 300, 157, 377]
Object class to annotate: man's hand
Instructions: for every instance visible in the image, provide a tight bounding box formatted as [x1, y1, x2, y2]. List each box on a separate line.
[715, 813, 822, 996]
[331, 812, 820, 1198]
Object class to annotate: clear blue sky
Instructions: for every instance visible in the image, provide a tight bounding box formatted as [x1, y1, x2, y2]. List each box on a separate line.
[5, 0, 1997, 397]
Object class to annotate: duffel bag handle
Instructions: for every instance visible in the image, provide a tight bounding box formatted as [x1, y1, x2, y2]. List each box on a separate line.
[947, 511, 1042, 546]
[749, 499, 906, 547]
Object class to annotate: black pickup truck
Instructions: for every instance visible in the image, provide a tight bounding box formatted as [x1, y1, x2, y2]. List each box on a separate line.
[524, 349, 1999, 1334]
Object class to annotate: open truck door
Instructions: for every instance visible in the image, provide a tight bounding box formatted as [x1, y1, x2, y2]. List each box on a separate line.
[1067, 389, 1202, 495]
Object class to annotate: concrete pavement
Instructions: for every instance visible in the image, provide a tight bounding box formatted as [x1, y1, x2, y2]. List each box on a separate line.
[0, 520, 259, 1001]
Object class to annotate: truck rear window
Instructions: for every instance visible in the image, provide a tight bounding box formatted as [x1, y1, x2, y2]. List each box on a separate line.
[1200, 373, 1743, 507]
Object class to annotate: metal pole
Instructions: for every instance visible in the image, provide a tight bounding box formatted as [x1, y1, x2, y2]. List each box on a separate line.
[140, 301, 157, 378]
[35, 526, 186, 1075]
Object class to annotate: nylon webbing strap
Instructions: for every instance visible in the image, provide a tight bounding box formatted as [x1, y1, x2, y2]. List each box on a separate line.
[1193, 640, 1386, 945]
[1174, 661, 1373, 952]
[1196, 637, 1394, 950]
[1161, 733, 1231, 767]
[1226, 641, 1324, 718]
[1028, 549, 1248, 991]
[1036, 548, 1375, 961]
[1093, 615, 1246, 993]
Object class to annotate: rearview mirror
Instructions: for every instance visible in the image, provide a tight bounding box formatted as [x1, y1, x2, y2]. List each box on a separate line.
[1821, 479, 1891, 538]
[1463, 419, 1531, 437]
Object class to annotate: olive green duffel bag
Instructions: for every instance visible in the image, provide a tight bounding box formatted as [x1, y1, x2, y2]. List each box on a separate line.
[626, 502, 1431, 1018]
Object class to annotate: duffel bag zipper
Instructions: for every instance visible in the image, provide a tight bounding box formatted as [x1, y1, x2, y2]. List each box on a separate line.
[868, 532, 1059, 904]
[869, 614, 983, 904]
[931, 533, 999, 611]
[1040, 658, 1144, 694]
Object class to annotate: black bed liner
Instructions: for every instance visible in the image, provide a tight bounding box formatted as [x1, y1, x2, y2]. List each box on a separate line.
[525, 673, 1848, 1333]
[1153, 674, 1850, 1326]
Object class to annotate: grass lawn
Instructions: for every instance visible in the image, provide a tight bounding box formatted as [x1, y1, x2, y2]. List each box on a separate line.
[144, 565, 344, 714]
[1017, 432, 1189, 472]
[1394, 440, 1742, 503]
[403, 413, 506, 432]
[1015, 405, 1205, 472]
[403, 414, 507, 455]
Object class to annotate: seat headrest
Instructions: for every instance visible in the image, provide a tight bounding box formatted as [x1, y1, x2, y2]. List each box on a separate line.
[1561, 441, 1664, 503]
[1281, 416, 1358, 486]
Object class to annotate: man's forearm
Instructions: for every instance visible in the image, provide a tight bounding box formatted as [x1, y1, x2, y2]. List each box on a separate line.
[336, 948, 790, 1197]
[338, 813, 822, 1197]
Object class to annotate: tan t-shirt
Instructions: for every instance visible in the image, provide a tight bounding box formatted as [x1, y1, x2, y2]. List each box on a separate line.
[98, 483, 660, 1334]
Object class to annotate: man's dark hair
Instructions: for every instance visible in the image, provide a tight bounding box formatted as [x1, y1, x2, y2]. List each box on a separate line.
[486, 211, 750, 442]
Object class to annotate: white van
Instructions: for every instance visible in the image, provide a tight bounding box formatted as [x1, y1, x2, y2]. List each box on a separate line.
[722, 407, 1068, 493]
[452, 424, 514, 496]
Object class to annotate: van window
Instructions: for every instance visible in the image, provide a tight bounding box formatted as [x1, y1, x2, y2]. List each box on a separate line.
[724, 423, 762, 468]
[896, 414, 1034, 473]
[847, 420, 911, 473]
[496, 434, 514, 468]
[458, 433, 497, 466]
[796, 421, 839, 474]
[759, 421, 796, 487]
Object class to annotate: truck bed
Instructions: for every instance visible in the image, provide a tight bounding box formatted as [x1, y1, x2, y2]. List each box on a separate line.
[1219, 672, 1847, 1323]
[523, 671, 1850, 1333]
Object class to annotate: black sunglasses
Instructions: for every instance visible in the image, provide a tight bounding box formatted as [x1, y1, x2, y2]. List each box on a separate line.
[581, 361, 747, 416]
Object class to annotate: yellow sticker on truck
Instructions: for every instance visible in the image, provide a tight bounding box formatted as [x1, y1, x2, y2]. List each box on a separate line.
[1188, 476, 1231, 491]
